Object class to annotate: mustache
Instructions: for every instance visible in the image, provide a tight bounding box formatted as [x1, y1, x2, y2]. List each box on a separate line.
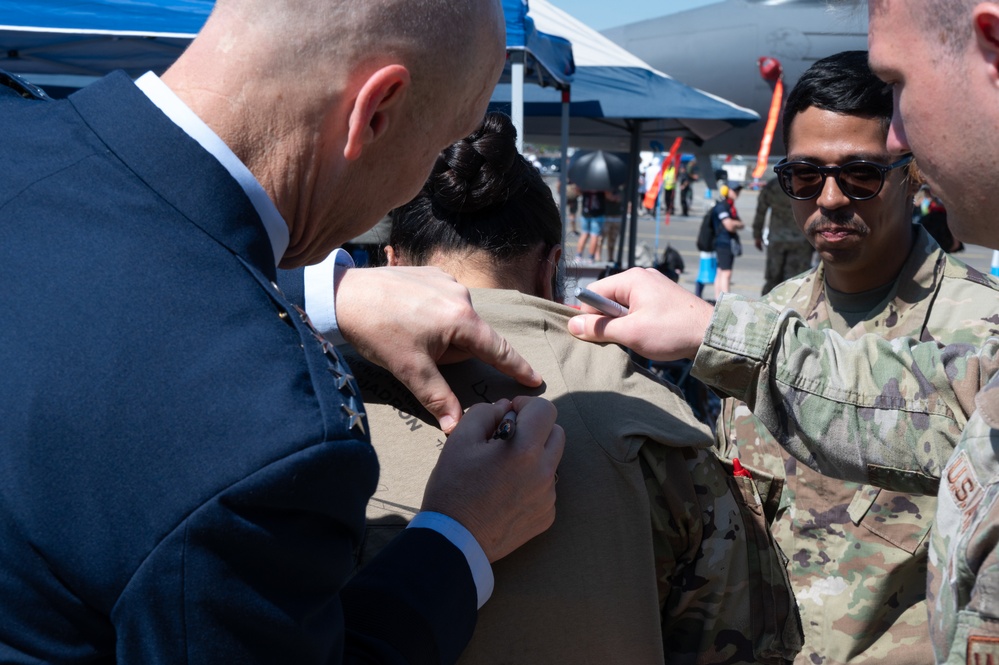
[805, 214, 870, 236]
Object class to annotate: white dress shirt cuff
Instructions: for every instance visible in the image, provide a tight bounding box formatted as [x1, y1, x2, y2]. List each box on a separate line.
[407, 512, 494, 609]
[303, 248, 354, 345]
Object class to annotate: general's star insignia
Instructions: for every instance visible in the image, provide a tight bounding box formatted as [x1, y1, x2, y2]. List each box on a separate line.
[342, 398, 367, 435]
[334, 369, 356, 396]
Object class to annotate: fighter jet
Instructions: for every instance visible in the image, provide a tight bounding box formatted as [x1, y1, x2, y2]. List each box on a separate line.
[603, 0, 868, 159]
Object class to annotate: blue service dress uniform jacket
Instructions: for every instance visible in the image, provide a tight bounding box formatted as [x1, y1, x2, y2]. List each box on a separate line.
[0, 71, 476, 664]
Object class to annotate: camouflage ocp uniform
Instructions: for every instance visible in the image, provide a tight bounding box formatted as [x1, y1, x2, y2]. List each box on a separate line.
[753, 178, 813, 296]
[688, 251, 999, 664]
[715, 226, 999, 664]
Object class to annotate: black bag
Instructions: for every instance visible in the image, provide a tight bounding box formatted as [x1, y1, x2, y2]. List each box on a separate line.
[695, 209, 716, 252]
[655, 244, 685, 283]
[730, 235, 743, 257]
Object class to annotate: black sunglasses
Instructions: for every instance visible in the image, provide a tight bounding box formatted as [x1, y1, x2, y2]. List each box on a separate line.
[773, 154, 913, 201]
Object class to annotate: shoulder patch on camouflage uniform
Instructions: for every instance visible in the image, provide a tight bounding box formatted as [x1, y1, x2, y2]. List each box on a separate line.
[947, 450, 984, 531]
[968, 635, 999, 665]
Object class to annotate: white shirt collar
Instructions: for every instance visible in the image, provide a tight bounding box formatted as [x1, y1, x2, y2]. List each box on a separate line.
[134, 72, 290, 266]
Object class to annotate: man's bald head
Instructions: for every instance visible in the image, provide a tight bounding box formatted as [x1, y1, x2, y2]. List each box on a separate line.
[202, 0, 504, 97]
[167, 0, 506, 267]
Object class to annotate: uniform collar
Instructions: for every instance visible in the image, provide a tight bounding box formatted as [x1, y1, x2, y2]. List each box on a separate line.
[778, 225, 944, 341]
[134, 72, 289, 267]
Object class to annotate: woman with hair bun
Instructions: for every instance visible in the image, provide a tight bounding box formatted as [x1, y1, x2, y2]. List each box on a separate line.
[385, 111, 564, 301]
[343, 112, 800, 665]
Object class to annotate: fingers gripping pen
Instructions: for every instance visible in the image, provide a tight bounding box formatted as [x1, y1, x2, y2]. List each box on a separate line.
[574, 287, 629, 318]
[492, 411, 517, 440]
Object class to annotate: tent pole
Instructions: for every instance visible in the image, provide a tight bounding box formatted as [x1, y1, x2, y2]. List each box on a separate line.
[511, 51, 525, 155]
[626, 120, 642, 268]
[559, 88, 570, 253]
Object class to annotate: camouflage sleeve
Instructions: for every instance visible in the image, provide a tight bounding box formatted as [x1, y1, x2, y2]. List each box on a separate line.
[929, 393, 999, 664]
[691, 294, 999, 493]
[642, 444, 801, 665]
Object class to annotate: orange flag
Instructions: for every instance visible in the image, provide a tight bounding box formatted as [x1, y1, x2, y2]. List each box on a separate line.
[643, 137, 684, 210]
[752, 77, 784, 180]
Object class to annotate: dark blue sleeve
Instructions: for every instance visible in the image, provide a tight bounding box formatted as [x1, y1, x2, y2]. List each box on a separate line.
[112, 441, 477, 665]
[278, 267, 306, 306]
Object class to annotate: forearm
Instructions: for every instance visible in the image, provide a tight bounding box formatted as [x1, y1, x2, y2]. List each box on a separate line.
[692, 294, 996, 491]
[722, 218, 744, 233]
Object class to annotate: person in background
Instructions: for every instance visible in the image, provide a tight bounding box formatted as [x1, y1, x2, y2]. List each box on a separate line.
[716, 50, 999, 665]
[0, 0, 564, 661]
[350, 112, 802, 665]
[713, 182, 744, 295]
[601, 185, 623, 263]
[663, 161, 677, 215]
[753, 177, 814, 295]
[679, 164, 696, 216]
[576, 189, 607, 263]
[561, 179, 580, 236]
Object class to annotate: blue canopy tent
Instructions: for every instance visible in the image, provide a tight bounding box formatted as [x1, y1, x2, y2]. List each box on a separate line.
[0, 0, 209, 94]
[501, 0, 573, 151]
[501, 0, 575, 231]
[491, 67, 759, 148]
[0, 1, 574, 115]
[503, 0, 573, 91]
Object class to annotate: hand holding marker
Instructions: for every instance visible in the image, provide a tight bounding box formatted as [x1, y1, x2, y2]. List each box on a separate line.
[492, 411, 517, 440]
[574, 287, 629, 318]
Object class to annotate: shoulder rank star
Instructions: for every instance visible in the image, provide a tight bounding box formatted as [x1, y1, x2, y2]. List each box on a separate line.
[327, 366, 357, 396]
[281, 301, 365, 432]
[342, 397, 367, 436]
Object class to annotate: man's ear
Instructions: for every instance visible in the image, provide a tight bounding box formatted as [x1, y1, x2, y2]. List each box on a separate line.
[344, 65, 411, 161]
[973, 4, 999, 76]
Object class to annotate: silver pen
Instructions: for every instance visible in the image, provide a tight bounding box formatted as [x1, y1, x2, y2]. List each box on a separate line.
[574, 287, 630, 317]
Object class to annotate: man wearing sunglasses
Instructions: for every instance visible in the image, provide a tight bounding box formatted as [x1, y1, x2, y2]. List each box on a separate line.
[715, 51, 999, 665]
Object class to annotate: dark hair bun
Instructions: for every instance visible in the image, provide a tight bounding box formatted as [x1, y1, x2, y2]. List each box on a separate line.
[425, 112, 528, 214]
[389, 111, 561, 267]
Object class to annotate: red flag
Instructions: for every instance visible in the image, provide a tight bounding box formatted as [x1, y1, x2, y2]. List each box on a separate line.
[643, 137, 684, 210]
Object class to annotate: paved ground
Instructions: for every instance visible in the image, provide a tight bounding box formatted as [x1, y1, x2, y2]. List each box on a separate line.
[560, 180, 996, 301]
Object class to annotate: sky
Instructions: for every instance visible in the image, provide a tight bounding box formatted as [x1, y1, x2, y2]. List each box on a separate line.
[545, 0, 720, 31]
